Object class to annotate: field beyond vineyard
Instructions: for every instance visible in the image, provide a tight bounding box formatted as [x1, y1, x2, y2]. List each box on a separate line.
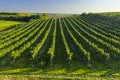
[0, 14, 120, 79]
[0, 20, 24, 30]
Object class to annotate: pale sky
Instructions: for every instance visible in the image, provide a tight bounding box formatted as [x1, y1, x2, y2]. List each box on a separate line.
[0, 0, 120, 14]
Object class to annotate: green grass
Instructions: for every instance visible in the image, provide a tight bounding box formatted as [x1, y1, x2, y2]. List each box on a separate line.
[0, 75, 119, 80]
[0, 20, 24, 30]
[0, 60, 120, 79]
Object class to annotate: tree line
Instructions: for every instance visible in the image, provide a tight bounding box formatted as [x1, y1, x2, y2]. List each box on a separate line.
[0, 13, 49, 22]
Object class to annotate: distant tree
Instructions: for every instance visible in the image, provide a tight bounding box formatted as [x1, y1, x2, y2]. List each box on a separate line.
[40, 13, 49, 19]
[42, 13, 48, 16]
[17, 13, 28, 16]
[30, 15, 40, 19]
[81, 12, 87, 16]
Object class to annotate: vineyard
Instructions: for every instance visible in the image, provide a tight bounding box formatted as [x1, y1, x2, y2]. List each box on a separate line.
[0, 14, 120, 78]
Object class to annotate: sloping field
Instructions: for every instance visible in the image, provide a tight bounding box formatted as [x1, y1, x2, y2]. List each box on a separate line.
[0, 15, 120, 79]
[0, 20, 24, 30]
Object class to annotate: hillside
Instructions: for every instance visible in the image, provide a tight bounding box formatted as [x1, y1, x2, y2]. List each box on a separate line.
[98, 12, 120, 16]
[0, 20, 24, 30]
[0, 14, 120, 79]
[97, 12, 120, 20]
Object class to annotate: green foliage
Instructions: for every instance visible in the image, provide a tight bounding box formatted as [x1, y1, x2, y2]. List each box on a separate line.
[0, 12, 42, 22]
[0, 15, 120, 78]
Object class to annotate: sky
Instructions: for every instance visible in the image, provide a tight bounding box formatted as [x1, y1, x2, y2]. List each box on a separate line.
[0, 0, 120, 14]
